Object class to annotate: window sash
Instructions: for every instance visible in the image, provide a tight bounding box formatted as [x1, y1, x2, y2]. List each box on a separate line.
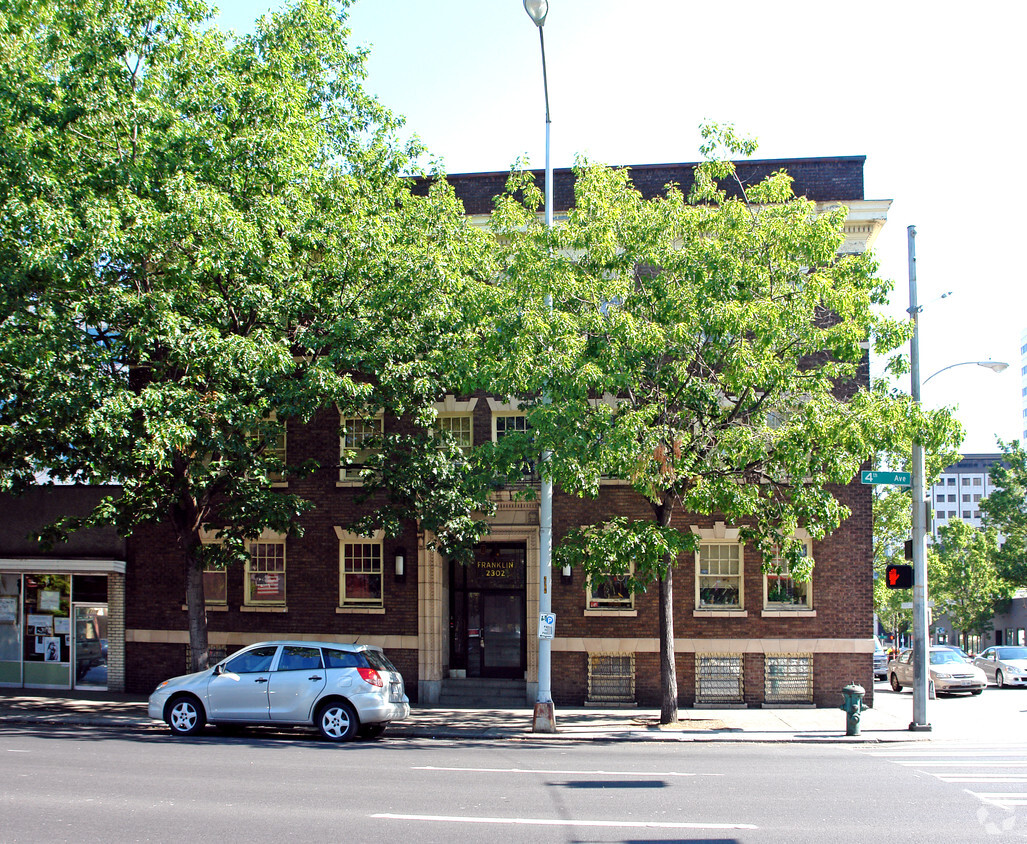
[588, 572, 633, 609]
[341, 541, 382, 606]
[764, 543, 811, 608]
[697, 543, 742, 608]
[245, 542, 286, 604]
[203, 569, 227, 604]
[340, 416, 383, 481]
[437, 414, 473, 450]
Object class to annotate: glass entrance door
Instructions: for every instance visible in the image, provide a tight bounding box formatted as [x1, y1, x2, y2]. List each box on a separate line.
[73, 605, 107, 690]
[481, 593, 524, 675]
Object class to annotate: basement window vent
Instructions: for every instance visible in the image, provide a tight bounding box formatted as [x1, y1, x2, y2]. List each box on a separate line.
[587, 653, 635, 705]
[765, 654, 813, 704]
[696, 654, 744, 704]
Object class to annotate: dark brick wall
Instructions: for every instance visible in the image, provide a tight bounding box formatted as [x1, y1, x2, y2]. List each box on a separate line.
[413, 156, 866, 216]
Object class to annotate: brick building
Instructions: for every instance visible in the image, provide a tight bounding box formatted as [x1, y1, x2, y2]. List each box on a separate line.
[4, 157, 891, 708]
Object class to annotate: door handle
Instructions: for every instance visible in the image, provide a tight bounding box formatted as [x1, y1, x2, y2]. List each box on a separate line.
[308, 675, 323, 681]
[254, 677, 268, 683]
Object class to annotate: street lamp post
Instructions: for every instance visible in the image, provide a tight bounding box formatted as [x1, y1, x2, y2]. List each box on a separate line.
[524, 0, 556, 734]
[906, 225, 1008, 731]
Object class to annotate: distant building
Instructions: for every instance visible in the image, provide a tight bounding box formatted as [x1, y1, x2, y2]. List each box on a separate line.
[930, 453, 1005, 531]
[1021, 328, 1027, 443]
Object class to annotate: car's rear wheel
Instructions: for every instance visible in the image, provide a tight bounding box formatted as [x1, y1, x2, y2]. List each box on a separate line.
[890, 673, 902, 692]
[316, 700, 358, 742]
[167, 695, 206, 736]
[997, 670, 1005, 689]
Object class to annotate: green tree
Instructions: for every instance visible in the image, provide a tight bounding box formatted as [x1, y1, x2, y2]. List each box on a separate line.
[929, 519, 1008, 645]
[982, 441, 1027, 587]
[489, 125, 960, 723]
[0, 0, 495, 670]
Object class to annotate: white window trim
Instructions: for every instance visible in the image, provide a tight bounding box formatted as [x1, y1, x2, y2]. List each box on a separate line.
[436, 413, 474, 451]
[692, 522, 746, 615]
[762, 531, 815, 615]
[335, 527, 385, 609]
[243, 532, 288, 607]
[585, 560, 636, 614]
[338, 411, 384, 485]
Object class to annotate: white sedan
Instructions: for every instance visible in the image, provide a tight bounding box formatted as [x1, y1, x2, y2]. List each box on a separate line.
[973, 646, 1027, 688]
[888, 647, 987, 695]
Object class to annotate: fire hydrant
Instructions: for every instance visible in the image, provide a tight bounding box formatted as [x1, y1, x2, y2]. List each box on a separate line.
[840, 683, 868, 736]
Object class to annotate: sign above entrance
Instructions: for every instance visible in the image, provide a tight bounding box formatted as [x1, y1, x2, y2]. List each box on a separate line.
[538, 613, 555, 639]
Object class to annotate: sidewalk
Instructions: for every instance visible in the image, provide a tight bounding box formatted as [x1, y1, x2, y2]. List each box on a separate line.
[0, 689, 932, 743]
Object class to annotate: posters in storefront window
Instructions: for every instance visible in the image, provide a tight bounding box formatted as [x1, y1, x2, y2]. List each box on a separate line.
[0, 597, 16, 622]
[43, 636, 60, 661]
[54, 617, 70, 635]
[39, 590, 60, 611]
[27, 614, 52, 635]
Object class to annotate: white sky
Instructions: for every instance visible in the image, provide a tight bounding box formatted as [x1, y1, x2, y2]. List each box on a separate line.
[215, 0, 1026, 454]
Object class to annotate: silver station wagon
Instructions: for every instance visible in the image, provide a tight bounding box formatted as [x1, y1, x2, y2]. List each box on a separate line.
[148, 640, 410, 741]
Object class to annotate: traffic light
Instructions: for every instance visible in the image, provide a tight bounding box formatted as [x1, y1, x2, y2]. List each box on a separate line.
[885, 564, 914, 589]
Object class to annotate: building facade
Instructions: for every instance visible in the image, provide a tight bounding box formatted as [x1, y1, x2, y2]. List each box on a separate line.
[6, 157, 891, 709]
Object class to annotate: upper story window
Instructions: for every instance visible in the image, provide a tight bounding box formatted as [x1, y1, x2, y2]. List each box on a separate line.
[947, 478, 956, 486]
[494, 413, 528, 441]
[245, 541, 286, 605]
[335, 528, 384, 608]
[437, 414, 473, 452]
[697, 542, 743, 609]
[587, 564, 634, 611]
[764, 539, 812, 610]
[339, 413, 383, 482]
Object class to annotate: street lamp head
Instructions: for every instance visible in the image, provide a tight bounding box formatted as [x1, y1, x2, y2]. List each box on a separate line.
[979, 361, 1009, 374]
[524, 0, 548, 26]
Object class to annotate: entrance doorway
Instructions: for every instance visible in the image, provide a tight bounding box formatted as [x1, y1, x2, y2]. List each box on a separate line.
[450, 543, 526, 679]
[73, 605, 107, 690]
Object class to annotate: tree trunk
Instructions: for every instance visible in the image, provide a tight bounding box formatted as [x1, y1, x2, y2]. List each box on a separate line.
[657, 500, 678, 724]
[184, 544, 209, 672]
[659, 564, 678, 724]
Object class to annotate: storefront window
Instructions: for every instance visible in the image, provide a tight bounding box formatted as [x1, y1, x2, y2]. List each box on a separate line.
[0, 574, 21, 684]
[22, 574, 71, 687]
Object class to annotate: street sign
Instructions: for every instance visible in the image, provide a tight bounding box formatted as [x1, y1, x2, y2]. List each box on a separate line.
[861, 470, 912, 486]
[538, 613, 555, 640]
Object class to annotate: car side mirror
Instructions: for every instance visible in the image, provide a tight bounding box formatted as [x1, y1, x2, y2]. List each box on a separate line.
[214, 664, 224, 675]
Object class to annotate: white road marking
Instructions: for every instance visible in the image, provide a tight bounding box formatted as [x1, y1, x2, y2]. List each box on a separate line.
[372, 813, 756, 830]
[412, 765, 720, 777]
[939, 776, 1027, 783]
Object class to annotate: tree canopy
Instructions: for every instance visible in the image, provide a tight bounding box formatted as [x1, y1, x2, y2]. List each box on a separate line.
[487, 126, 960, 721]
[982, 441, 1027, 587]
[0, 0, 495, 669]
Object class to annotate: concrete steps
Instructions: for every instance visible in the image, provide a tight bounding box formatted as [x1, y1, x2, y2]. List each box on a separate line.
[438, 677, 527, 708]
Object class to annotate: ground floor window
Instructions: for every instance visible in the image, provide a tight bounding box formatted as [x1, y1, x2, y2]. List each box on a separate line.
[695, 654, 744, 704]
[336, 529, 383, 607]
[245, 542, 286, 605]
[764, 654, 813, 704]
[586, 653, 635, 705]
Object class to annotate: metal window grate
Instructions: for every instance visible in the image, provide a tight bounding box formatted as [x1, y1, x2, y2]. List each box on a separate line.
[696, 654, 744, 704]
[587, 653, 635, 704]
[764, 654, 813, 703]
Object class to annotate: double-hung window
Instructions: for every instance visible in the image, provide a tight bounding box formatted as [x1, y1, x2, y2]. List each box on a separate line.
[763, 539, 813, 611]
[587, 564, 634, 611]
[697, 543, 743, 609]
[437, 414, 473, 455]
[336, 528, 383, 608]
[245, 541, 286, 605]
[340, 413, 383, 482]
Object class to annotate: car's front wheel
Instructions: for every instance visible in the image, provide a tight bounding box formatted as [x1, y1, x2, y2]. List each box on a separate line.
[890, 673, 902, 692]
[316, 700, 358, 742]
[167, 695, 206, 736]
[997, 670, 1005, 689]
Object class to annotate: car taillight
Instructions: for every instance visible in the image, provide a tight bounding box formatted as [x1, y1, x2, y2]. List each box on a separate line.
[357, 667, 383, 687]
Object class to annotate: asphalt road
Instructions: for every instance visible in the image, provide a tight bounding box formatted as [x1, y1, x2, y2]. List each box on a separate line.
[2, 721, 1020, 843]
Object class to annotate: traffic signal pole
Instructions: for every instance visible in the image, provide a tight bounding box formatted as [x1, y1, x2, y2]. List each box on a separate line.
[907, 225, 932, 732]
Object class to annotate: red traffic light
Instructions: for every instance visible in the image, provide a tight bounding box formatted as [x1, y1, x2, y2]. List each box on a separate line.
[886, 564, 914, 589]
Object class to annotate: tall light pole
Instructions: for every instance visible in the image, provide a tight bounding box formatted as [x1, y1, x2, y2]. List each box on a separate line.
[908, 225, 930, 732]
[907, 226, 1008, 730]
[524, 0, 556, 734]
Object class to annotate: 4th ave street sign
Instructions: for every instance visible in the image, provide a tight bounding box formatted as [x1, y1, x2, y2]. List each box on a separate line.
[861, 470, 912, 486]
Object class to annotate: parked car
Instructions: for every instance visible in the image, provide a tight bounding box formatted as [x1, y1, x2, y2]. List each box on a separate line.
[934, 644, 973, 662]
[888, 647, 987, 695]
[873, 639, 889, 681]
[148, 641, 410, 741]
[973, 646, 1027, 688]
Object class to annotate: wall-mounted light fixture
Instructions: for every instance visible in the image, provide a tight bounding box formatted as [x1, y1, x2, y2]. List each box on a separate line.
[561, 564, 572, 582]
[395, 550, 405, 579]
